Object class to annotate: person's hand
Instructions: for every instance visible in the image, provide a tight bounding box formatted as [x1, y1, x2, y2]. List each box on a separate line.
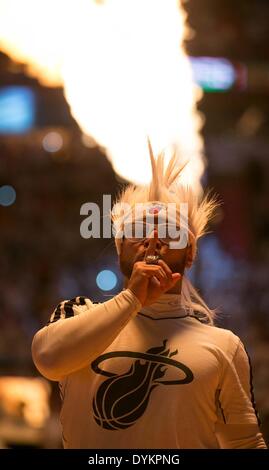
[126, 230, 181, 306]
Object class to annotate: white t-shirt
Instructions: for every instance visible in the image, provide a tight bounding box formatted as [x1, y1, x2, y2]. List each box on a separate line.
[32, 290, 266, 449]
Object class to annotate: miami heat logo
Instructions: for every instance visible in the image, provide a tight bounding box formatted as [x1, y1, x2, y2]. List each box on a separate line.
[91, 340, 193, 430]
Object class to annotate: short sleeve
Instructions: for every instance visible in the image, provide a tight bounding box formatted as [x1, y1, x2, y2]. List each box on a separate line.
[48, 296, 95, 324]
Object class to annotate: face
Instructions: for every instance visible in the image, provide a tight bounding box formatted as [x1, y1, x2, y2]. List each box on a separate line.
[119, 216, 193, 279]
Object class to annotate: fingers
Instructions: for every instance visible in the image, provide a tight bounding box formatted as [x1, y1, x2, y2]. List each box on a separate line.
[144, 229, 158, 259]
[154, 259, 181, 291]
[129, 259, 181, 306]
[157, 259, 181, 287]
[170, 272, 181, 285]
[157, 259, 173, 283]
[143, 262, 180, 289]
[135, 260, 167, 288]
[133, 255, 182, 295]
[144, 264, 167, 287]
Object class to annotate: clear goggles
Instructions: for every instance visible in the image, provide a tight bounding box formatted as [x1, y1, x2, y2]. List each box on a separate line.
[122, 221, 187, 245]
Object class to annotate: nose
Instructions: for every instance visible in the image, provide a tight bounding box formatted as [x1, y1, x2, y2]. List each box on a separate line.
[143, 233, 162, 250]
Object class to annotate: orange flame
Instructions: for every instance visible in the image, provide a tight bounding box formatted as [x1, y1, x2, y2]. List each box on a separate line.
[0, 0, 205, 190]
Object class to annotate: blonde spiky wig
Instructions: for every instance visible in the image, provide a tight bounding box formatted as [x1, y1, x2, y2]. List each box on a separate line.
[111, 140, 221, 324]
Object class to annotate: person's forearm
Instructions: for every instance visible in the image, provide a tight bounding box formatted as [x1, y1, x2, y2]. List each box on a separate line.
[31, 289, 141, 381]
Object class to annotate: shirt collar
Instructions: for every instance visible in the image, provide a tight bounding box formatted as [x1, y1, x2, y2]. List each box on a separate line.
[139, 293, 188, 319]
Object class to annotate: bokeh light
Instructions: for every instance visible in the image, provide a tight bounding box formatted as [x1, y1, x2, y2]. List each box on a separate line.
[0, 185, 16, 206]
[42, 131, 63, 153]
[96, 269, 118, 291]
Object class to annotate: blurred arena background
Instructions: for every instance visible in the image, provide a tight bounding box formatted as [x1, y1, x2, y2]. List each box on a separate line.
[0, 0, 268, 448]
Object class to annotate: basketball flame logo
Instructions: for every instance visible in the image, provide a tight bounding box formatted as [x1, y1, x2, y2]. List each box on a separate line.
[91, 339, 193, 430]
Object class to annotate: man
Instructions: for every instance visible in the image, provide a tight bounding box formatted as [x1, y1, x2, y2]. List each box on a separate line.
[32, 145, 266, 448]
